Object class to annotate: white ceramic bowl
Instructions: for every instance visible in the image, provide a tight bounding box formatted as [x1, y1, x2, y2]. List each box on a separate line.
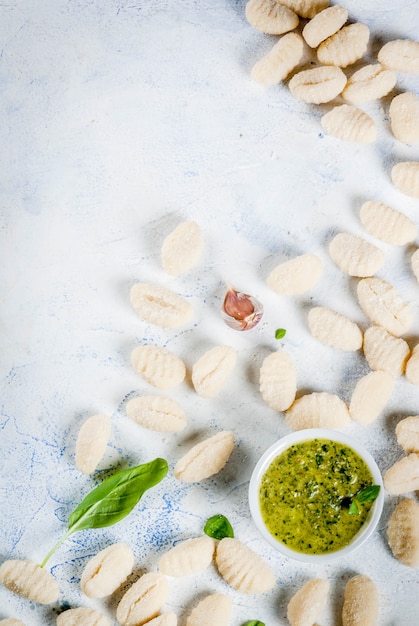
[248, 428, 384, 564]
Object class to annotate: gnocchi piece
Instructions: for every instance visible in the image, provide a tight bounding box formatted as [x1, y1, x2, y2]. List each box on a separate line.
[287, 578, 330, 626]
[302, 5, 348, 48]
[360, 200, 417, 245]
[267, 253, 323, 295]
[56, 608, 110, 626]
[161, 221, 204, 276]
[174, 431, 234, 482]
[75, 413, 111, 474]
[259, 350, 297, 411]
[391, 161, 419, 199]
[285, 392, 350, 430]
[116, 572, 169, 626]
[328, 233, 384, 277]
[288, 65, 347, 104]
[363, 325, 410, 378]
[146, 615, 177, 626]
[245, 0, 299, 35]
[396, 416, 419, 453]
[357, 277, 413, 338]
[342, 574, 379, 626]
[342, 64, 396, 103]
[387, 498, 419, 567]
[80, 543, 135, 599]
[308, 306, 363, 351]
[411, 249, 419, 283]
[321, 104, 376, 143]
[126, 395, 186, 432]
[215, 537, 275, 594]
[384, 453, 419, 494]
[0, 620, 25, 626]
[276, 0, 329, 19]
[389, 92, 419, 143]
[0, 559, 59, 604]
[186, 594, 232, 626]
[406, 344, 419, 385]
[317, 23, 370, 68]
[251, 33, 304, 85]
[131, 346, 186, 390]
[191, 345, 237, 398]
[130, 283, 193, 328]
[378, 39, 419, 73]
[158, 536, 215, 576]
[349, 371, 394, 425]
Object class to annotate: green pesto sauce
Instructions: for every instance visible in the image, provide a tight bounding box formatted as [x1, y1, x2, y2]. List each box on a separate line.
[259, 438, 375, 555]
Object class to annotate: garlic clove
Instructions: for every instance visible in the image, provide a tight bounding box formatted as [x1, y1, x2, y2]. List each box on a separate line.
[222, 288, 263, 331]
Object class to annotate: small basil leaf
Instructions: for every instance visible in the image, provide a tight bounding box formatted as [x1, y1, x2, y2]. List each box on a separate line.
[243, 622, 265, 626]
[204, 514, 234, 540]
[349, 500, 359, 515]
[356, 485, 380, 503]
[275, 328, 286, 340]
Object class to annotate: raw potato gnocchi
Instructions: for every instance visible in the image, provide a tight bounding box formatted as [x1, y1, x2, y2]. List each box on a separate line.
[378, 39, 419, 72]
[406, 344, 419, 385]
[302, 5, 348, 48]
[321, 104, 376, 143]
[391, 161, 419, 198]
[259, 350, 297, 411]
[146, 615, 177, 626]
[130, 283, 193, 328]
[342, 64, 397, 103]
[317, 23, 370, 68]
[0, 559, 59, 604]
[126, 395, 186, 432]
[245, 0, 299, 35]
[389, 92, 419, 143]
[267, 253, 323, 295]
[56, 608, 110, 626]
[186, 593, 232, 626]
[287, 578, 329, 626]
[0, 620, 25, 625]
[384, 453, 419, 494]
[288, 65, 347, 104]
[131, 346, 186, 390]
[357, 277, 413, 337]
[396, 416, 419, 453]
[75, 413, 111, 474]
[158, 536, 215, 576]
[387, 498, 419, 567]
[161, 221, 204, 276]
[328, 233, 384, 277]
[116, 572, 169, 626]
[80, 543, 135, 599]
[285, 392, 350, 430]
[191, 345, 237, 398]
[174, 431, 234, 482]
[359, 200, 417, 245]
[275, 0, 329, 19]
[308, 306, 363, 351]
[215, 537, 275, 594]
[363, 325, 410, 378]
[349, 371, 393, 425]
[342, 574, 379, 626]
[251, 33, 304, 84]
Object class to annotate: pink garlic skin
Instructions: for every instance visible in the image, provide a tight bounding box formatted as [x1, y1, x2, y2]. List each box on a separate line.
[222, 288, 264, 330]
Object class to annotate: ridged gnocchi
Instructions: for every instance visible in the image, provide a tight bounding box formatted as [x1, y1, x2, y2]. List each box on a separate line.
[357, 277, 413, 337]
[191, 345, 237, 398]
[308, 306, 363, 351]
[302, 5, 348, 48]
[363, 325, 410, 378]
[349, 371, 393, 425]
[396, 416, 419, 453]
[329, 233, 384, 277]
[251, 33, 304, 84]
[321, 104, 376, 143]
[130, 283, 193, 328]
[406, 344, 419, 385]
[285, 391, 350, 430]
[289, 65, 347, 103]
[126, 395, 186, 432]
[161, 221, 204, 276]
[245, 0, 299, 35]
[75, 413, 111, 474]
[391, 161, 419, 198]
[342, 64, 396, 103]
[0, 559, 59, 604]
[387, 498, 419, 567]
[186, 594, 232, 626]
[317, 23, 370, 68]
[215, 537, 275, 594]
[158, 536, 215, 577]
[389, 92, 419, 143]
[287, 578, 329, 626]
[131, 345, 186, 390]
[116, 572, 169, 626]
[342, 574, 379, 626]
[384, 453, 419, 494]
[378, 39, 419, 72]
[275, 0, 329, 19]
[259, 350, 297, 411]
[56, 608, 110, 626]
[80, 543, 134, 599]
[267, 253, 323, 295]
[359, 200, 417, 245]
[174, 431, 235, 482]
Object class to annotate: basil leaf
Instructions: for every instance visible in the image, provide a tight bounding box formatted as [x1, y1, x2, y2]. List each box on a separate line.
[349, 500, 359, 515]
[243, 622, 265, 626]
[204, 514, 234, 540]
[275, 328, 286, 340]
[356, 485, 380, 503]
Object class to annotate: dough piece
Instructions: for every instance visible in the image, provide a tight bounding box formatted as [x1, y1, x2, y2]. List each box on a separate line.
[406, 344, 419, 385]
[161, 221, 204, 276]
[329, 233, 384, 277]
[391, 161, 419, 198]
[116, 572, 169, 626]
[75, 413, 111, 474]
[146, 616, 177, 626]
[317, 23, 370, 68]
[215, 537, 275, 594]
[131, 346, 186, 390]
[80, 543, 135, 599]
[396, 416, 419, 453]
[308, 306, 363, 351]
[0, 620, 25, 625]
[158, 536, 215, 577]
[378, 39, 419, 72]
[287, 578, 330, 626]
[384, 453, 419, 494]
[259, 350, 297, 411]
[245, 0, 299, 35]
[387, 498, 419, 567]
[174, 431, 234, 482]
[342, 574, 379, 626]
[186, 594, 232, 626]
[321, 104, 376, 143]
[302, 5, 348, 48]
[390, 92, 419, 143]
[411, 249, 419, 283]
[126, 395, 186, 432]
[359, 200, 417, 245]
[349, 371, 393, 425]
[251, 33, 304, 84]
[357, 277, 413, 337]
[289, 66, 347, 103]
[0, 559, 59, 604]
[191, 345, 237, 398]
[56, 608, 110, 626]
[130, 283, 193, 328]
[363, 325, 410, 377]
[285, 392, 350, 430]
[267, 253, 323, 295]
[342, 64, 396, 103]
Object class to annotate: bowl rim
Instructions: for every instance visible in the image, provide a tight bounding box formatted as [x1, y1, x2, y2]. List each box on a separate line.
[248, 428, 384, 564]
